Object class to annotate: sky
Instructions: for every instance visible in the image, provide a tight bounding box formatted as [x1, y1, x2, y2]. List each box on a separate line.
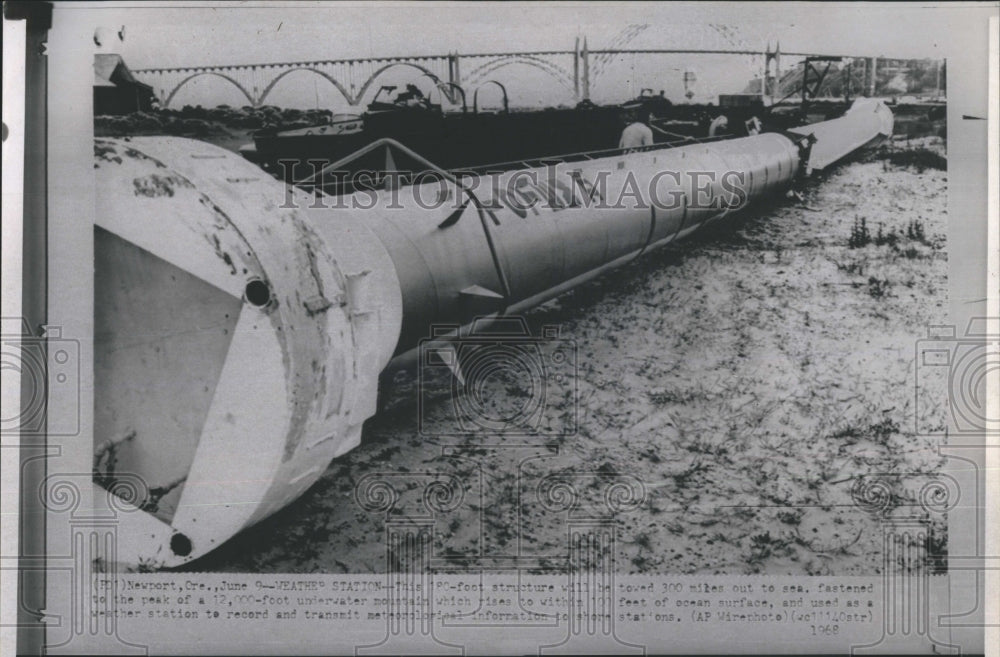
[67, 2, 991, 109]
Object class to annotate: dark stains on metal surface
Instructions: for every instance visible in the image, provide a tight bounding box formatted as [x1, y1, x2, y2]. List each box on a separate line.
[94, 142, 122, 166]
[303, 241, 325, 297]
[140, 475, 188, 515]
[123, 146, 169, 168]
[92, 430, 137, 491]
[304, 294, 334, 316]
[208, 233, 239, 276]
[273, 212, 349, 461]
[133, 173, 195, 198]
[222, 251, 237, 275]
[197, 194, 234, 230]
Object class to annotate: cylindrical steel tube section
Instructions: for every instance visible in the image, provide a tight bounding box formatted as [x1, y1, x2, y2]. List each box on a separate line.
[91, 97, 891, 568]
[353, 132, 800, 351]
[789, 97, 895, 172]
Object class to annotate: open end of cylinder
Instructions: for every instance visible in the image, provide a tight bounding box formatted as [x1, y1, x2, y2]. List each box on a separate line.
[94, 226, 242, 524]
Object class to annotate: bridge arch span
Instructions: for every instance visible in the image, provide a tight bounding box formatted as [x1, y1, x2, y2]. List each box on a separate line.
[257, 67, 354, 107]
[164, 71, 256, 109]
[464, 55, 575, 94]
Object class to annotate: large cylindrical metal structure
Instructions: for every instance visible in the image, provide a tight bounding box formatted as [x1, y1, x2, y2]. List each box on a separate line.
[353, 131, 801, 349]
[92, 99, 892, 568]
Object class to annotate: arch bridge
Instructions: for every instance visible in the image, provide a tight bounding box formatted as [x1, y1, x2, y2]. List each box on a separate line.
[133, 41, 872, 109]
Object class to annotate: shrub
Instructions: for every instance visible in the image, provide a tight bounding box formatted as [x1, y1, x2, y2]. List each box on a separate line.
[848, 216, 870, 248]
[867, 276, 892, 299]
[874, 223, 900, 247]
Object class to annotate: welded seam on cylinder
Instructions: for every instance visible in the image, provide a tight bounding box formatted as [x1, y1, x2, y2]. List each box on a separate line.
[635, 204, 658, 261]
[675, 192, 690, 243]
[474, 202, 513, 307]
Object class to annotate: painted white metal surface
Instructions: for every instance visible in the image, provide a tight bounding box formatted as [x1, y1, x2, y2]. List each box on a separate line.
[94, 138, 402, 568]
[337, 132, 802, 351]
[789, 97, 895, 172]
[93, 99, 892, 567]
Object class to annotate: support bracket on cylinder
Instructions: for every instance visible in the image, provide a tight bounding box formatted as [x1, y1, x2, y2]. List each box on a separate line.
[300, 137, 513, 306]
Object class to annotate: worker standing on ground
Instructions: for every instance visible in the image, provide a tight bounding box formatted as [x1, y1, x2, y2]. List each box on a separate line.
[619, 109, 654, 151]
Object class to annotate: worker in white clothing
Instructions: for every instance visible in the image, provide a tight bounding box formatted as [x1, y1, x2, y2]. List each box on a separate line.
[619, 110, 654, 151]
[708, 114, 730, 137]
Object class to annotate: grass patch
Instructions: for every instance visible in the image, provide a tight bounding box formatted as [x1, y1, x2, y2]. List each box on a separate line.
[867, 276, 892, 299]
[832, 413, 901, 446]
[884, 148, 947, 172]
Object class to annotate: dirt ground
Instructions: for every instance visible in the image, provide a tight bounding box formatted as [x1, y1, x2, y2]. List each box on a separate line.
[184, 135, 949, 576]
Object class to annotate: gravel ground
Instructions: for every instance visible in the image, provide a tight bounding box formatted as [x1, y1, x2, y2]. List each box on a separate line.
[187, 136, 949, 576]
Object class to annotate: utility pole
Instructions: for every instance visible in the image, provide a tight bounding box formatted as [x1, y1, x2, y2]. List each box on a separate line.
[448, 51, 461, 88]
[574, 37, 580, 101]
[772, 42, 781, 105]
[844, 60, 852, 103]
[761, 46, 767, 98]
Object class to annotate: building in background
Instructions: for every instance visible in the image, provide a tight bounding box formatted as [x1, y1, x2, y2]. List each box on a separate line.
[94, 53, 154, 115]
